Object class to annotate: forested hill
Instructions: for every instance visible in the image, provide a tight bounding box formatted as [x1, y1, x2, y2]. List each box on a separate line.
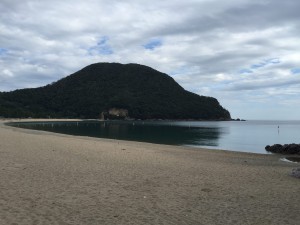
[0, 63, 231, 120]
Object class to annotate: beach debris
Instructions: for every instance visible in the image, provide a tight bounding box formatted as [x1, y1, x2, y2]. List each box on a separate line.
[290, 168, 300, 178]
[201, 188, 212, 193]
[265, 144, 300, 155]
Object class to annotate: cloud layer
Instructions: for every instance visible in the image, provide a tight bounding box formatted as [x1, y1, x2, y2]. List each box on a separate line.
[1, 0, 300, 119]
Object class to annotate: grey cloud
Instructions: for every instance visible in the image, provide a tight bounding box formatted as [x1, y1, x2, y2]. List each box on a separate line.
[225, 77, 300, 91]
[146, 0, 300, 45]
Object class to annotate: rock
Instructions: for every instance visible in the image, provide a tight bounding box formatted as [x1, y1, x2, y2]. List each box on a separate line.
[285, 157, 300, 163]
[265, 144, 300, 155]
[290, 168, 300, 178]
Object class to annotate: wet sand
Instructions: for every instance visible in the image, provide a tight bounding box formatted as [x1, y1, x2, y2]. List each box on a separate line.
[0, 119, 299, 225]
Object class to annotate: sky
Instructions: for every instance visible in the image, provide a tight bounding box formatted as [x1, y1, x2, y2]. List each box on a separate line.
[1, 0, 300, 120]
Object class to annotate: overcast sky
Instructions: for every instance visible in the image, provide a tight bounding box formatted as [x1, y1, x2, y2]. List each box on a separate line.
[1, 0, 300, 120]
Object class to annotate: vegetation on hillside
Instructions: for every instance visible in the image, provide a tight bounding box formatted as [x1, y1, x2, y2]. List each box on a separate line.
[0, 63, 231, 120]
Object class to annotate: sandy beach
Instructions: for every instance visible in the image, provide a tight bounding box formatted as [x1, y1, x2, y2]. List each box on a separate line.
[0, 120, 299, 225]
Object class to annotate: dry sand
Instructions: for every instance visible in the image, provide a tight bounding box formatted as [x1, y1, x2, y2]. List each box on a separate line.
[0, 119, 299, 225]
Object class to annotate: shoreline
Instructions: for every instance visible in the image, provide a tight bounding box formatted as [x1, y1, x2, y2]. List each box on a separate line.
[2, 118, 256, 155]
[0, 119, 299, 224]
[1, 118, 270, 155]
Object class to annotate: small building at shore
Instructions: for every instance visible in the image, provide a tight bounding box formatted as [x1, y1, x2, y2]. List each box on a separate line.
[100, 108, 129, 120]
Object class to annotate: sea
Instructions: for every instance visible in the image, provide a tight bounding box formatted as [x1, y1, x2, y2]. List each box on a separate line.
[7, 120, 300, 154]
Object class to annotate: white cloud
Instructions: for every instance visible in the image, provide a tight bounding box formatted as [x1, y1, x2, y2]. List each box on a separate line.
[2, 69, 13, 77]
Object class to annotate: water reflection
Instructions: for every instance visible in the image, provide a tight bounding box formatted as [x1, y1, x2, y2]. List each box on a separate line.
[8, 121, 223, 147]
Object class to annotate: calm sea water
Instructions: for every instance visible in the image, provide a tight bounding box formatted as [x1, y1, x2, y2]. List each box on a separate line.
[8, 120, 300, 154]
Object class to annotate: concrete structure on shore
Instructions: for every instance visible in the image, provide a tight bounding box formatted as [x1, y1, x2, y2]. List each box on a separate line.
[100, 108, 129, 120]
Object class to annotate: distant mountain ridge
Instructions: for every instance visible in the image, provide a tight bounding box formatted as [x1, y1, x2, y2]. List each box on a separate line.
[0, 63, 231, 120]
